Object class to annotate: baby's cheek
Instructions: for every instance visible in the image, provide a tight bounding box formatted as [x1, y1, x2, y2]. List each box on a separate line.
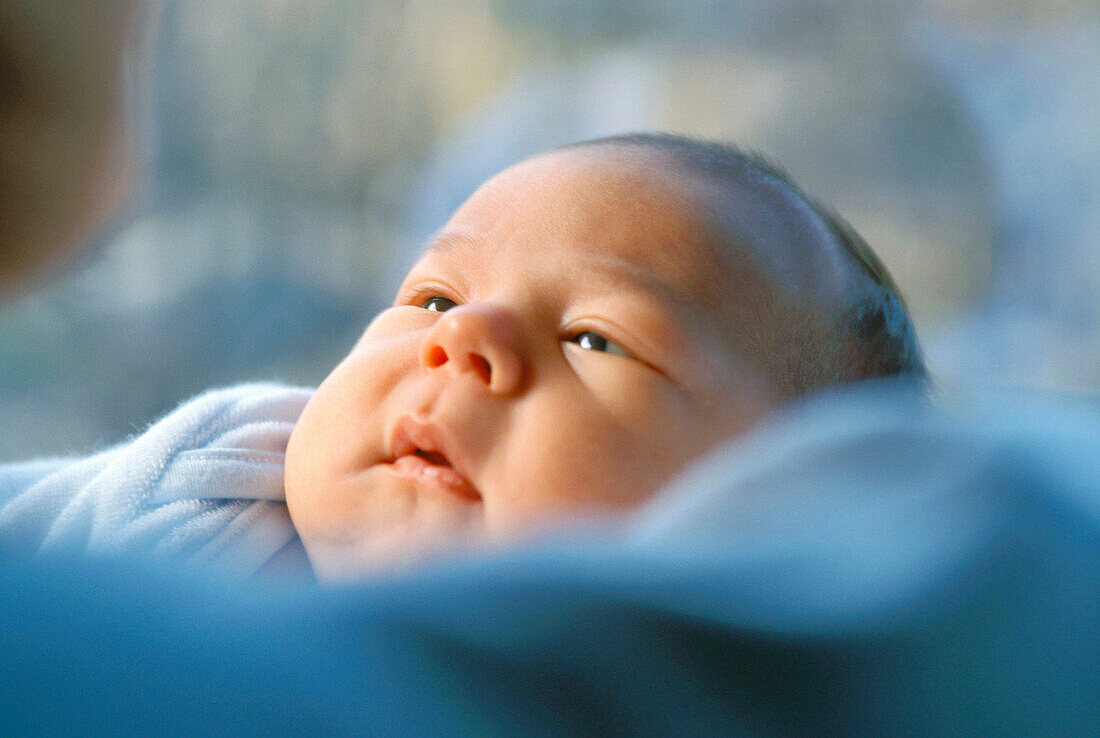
[284, 399, 370, 544]
[492, 407, 665, 532]
[282, 418, 311, 508]
[569, 356, 688, 430]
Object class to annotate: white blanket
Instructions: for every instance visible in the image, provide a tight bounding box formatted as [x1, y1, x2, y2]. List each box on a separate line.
[0, 384, 312, 579]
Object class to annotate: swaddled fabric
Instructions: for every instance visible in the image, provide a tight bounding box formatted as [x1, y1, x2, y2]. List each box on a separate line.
[2, 381, 1097, 735]
[0, 384, 312, 579]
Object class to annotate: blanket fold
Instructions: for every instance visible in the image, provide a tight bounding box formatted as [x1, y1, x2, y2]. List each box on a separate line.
[0, 384, 313, 579]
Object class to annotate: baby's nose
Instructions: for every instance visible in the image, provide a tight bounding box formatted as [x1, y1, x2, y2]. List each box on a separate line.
[419, 304, 524, 395]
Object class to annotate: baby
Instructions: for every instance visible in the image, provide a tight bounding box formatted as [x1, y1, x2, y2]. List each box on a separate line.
[284, 133, 924, 581]
[0, 133, 923, 583]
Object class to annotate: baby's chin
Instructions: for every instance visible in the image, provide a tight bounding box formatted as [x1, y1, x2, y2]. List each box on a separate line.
[299, 504, 636, 584]
[299, 522, 492, 584]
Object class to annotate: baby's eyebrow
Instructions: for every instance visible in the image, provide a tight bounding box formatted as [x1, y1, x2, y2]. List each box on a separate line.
[580, 252, 701, 308]
[424, 230, 479, 256]
[423, 230, 699, 317]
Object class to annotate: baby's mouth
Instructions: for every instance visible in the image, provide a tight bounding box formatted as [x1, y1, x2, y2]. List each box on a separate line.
[414, 448, 451, 466]
[388, 419, 481, 501]
[391, 451, 481, 501]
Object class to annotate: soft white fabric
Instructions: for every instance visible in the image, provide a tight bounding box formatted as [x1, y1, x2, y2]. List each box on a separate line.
[0, 384, 312, 579]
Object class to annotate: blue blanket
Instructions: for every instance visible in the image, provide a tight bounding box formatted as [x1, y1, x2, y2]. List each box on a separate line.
[0, 384, 312, 579]
[2, 382, 1097, 734]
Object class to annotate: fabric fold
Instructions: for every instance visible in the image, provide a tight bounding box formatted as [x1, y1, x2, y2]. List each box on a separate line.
[0, 383, 313, 579]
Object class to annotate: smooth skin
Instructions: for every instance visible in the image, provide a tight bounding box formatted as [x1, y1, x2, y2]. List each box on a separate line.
[285, 147, 783, 581]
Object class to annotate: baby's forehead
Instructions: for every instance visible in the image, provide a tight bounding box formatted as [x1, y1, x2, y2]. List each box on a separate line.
[537, 148, 842, 296]
[429, 145, 852, 332]
[611, 146, 850, 314]
[433, 149, 736, 294]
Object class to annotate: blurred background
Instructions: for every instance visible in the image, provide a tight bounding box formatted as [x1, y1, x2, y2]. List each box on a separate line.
[1, 0, 1097, 461]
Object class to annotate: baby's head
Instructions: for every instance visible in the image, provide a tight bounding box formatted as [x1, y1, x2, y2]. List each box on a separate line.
[285, 133, 924, 581]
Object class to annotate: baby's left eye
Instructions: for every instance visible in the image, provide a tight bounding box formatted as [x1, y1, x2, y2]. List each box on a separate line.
[571, 331, 633, 357]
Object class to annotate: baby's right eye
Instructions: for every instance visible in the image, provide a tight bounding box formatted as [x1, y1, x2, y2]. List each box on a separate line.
[420, 296, 456, 312]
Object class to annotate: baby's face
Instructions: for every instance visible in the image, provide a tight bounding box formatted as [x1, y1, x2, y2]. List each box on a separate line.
[285, 147, 779, 581]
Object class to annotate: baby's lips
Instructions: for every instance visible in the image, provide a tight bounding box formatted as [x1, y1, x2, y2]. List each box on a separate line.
[390, 415, 444, 460]
[388, 415, 481, 498]
[389, 454, 481, 502]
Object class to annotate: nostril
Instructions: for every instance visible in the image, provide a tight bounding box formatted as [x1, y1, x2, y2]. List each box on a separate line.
[469, 354, 491, 384]
[424, 345, 448, 369]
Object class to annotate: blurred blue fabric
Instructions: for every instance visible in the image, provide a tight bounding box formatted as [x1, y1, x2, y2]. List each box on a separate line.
[2, 382, 1097, 735]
